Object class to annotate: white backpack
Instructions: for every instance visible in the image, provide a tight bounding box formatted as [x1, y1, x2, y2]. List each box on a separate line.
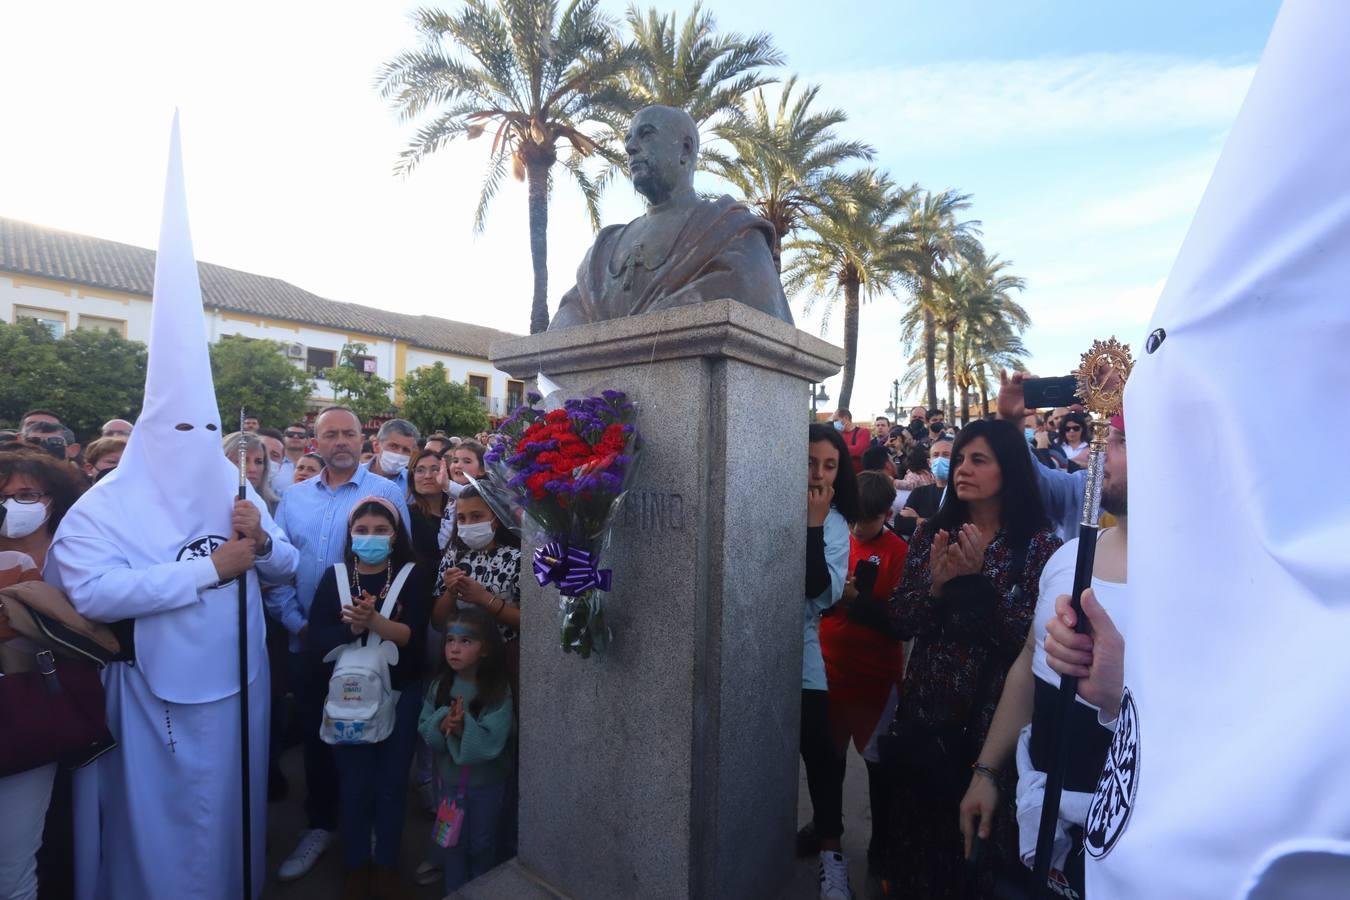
[319, 562, 414, 746]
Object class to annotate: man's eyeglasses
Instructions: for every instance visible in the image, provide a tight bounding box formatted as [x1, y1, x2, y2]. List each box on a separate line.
[285, 431, 308, 439]
[0, 490, 48, 505]
[27, 436, 66, 450]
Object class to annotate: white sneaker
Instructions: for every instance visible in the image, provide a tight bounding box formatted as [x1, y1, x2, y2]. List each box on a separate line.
[818, 850, 853, 900]
[277, 828, 333, 882]
[414, 858, 442, 886]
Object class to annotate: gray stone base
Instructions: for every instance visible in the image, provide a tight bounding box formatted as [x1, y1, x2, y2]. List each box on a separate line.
[489, 301, 843, 900]
[451, 859, 571, 900]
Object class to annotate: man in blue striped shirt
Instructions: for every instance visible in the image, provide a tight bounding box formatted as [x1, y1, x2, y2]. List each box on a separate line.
[268, 405, 411, 882]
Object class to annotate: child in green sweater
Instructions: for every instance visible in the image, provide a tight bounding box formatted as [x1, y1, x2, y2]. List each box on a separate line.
[417, 607, 515, 893]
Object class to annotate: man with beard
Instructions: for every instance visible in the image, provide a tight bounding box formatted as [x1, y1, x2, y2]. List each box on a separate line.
[548, 105, 792, 329]
[959, 413, 1128, 895]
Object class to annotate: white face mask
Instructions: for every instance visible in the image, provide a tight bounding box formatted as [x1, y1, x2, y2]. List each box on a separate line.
[458, 520, 496, 550]
[1, 499, 50, 539]
[379, 450, 410, 475]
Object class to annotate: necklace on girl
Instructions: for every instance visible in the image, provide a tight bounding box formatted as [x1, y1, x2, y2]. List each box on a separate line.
[351, 558, 394, 603]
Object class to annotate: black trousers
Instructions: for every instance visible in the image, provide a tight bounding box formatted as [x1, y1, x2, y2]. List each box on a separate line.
[290, 651, 339, 832]
[800, 689, 846, 841]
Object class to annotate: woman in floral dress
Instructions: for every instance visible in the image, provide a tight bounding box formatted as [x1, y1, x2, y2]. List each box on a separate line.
[885, 419, 1062, 898]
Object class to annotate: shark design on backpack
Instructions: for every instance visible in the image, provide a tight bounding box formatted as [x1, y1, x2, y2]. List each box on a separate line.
[319, 562, 414, 745]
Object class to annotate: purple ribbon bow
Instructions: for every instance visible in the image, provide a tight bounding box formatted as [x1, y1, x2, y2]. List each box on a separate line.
[533, 542, 612, 595]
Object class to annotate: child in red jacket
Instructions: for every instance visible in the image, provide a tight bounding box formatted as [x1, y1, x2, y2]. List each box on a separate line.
[819, 470, 908, 879]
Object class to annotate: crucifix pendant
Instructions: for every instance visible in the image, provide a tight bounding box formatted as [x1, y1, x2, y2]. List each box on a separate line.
[164, 707, 177, 754]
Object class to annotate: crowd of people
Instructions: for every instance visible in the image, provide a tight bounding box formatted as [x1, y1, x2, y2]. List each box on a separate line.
[0, 407, 520, 900]
[1, 374, 1126, 900]
[803, 376, 1128, 900]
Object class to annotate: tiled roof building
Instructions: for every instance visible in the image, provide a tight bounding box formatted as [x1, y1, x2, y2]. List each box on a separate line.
[0, 216, 527, 415]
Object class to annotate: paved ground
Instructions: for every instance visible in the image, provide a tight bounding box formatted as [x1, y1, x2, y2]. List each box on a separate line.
[261, 744, 874, 900]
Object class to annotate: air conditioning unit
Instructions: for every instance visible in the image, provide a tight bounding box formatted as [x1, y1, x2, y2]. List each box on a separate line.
[285, 342, 306, 360]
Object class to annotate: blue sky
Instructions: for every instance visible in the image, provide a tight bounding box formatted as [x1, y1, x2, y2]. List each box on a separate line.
[0, 0, 1282, 416]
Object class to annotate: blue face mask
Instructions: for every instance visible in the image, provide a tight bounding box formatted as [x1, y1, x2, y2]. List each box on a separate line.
[931, 456, 951, 481]
[351, 534, 392, 565]
[1025, 427, 1037, 443]
[832, 420, 845, 432]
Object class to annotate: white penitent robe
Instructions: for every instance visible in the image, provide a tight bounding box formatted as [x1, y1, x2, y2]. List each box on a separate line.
[1085, 1, 1350, 897]
[46, 491, 297, 900]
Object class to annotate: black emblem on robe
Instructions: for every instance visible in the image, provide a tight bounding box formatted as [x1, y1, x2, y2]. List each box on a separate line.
[177, 534, 236, 588]
[1084, 687, 1139, 859]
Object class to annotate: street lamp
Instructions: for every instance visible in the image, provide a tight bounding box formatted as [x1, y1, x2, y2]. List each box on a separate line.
[810, 383, 831, 417]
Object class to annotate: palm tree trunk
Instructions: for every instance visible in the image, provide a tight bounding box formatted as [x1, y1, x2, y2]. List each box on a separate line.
[945, 321, 957, 422]
[839, 278, 860, 410]
[526, 158, 551, 334]
[961, 384, 972, 425]
[923, 297, 939, 413]
[978, 368, 990, 420]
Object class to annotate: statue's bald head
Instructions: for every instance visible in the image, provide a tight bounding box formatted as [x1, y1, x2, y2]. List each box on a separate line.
[625, 105, 699, 205]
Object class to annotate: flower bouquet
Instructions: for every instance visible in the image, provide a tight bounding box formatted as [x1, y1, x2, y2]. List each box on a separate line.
[484, 389, 640, 658]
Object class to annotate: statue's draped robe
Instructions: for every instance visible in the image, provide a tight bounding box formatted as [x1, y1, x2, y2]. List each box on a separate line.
[549, 195, 793, 329]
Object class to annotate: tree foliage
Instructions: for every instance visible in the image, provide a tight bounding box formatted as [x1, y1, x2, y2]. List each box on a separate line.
[376, 0, 639, 333]
[704, 77, 873, 268]
[783, 172, 918, 409]
[610, 3, 783, 126]
[397, 362, 490, 437]
[322, 342, 394, 423]
[897, 190, 984, 412]
[0, 319, 148, 439]
[209, 336, 315, 429]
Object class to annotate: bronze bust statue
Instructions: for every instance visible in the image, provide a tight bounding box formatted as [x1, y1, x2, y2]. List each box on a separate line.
[548, 105, 794, 330]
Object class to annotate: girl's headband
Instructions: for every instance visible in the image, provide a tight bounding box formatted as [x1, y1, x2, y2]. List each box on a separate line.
[349, 495, 402, 526]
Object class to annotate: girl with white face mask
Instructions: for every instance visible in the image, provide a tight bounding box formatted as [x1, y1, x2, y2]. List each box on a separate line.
[432, 485, 521, 646]
[437, 440, 487, 552]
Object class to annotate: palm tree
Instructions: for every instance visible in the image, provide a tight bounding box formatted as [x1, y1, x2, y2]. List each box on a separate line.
[703, 77, 874, 270]
[783, 172, 919, 409]
[934, 252, 1028, 421]
[376, 1, 636, 334]
[900, 315, 1026, 424]
[609, 3, 784, 125]
[963, 317, 1028, 421]
[899, 190, 982, 412]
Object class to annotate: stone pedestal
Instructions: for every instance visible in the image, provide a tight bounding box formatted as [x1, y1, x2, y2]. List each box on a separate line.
[468, 300, 842, 900]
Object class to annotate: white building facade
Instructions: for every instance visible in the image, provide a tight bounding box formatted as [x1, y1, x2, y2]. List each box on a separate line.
[0, 217, 527, 418]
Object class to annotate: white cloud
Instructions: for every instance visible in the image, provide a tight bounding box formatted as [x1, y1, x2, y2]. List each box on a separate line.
[1077, 162, 1215, 230]
[0, 8, 1254, 416]
[810, 54, 1255, 151]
